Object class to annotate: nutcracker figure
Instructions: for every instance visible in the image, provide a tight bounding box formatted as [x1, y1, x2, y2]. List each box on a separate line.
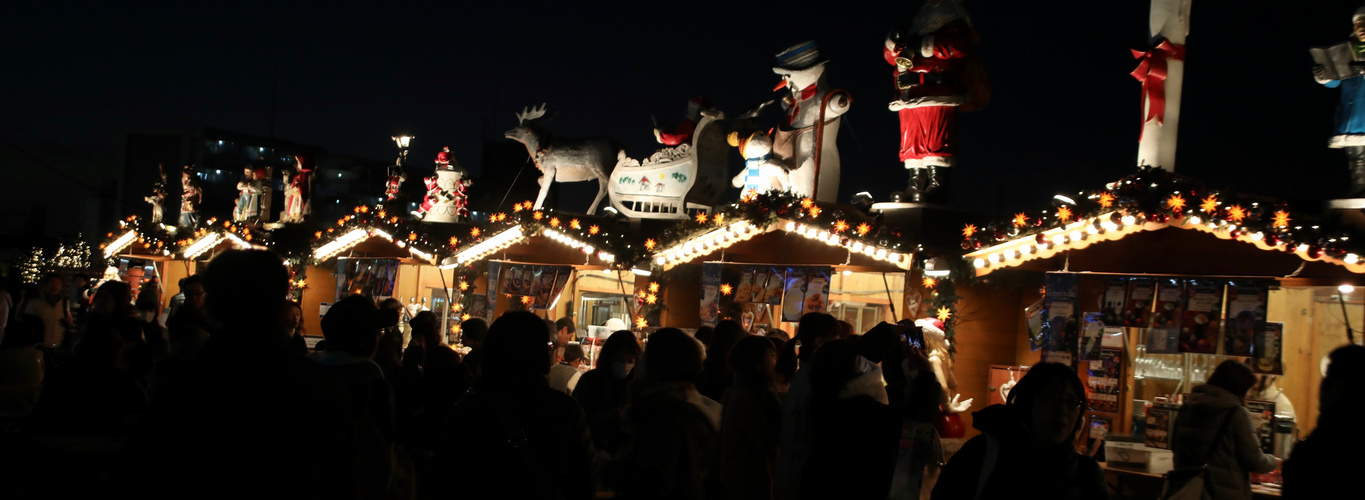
[885, 0, 988, 203]
[178, 166, 202, 228]
[144, 163, 168, 224]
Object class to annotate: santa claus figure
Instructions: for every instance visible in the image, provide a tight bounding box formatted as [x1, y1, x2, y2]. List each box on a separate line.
[915, 317, 973, 455]
[435, 146, 454, 170]
[284, 156, 315, 223]
[385, 164, 406, 202]
[653, 96, 710, 146]
[885, 0, 987, 203]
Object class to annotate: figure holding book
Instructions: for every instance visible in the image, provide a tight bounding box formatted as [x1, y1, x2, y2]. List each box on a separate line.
[1313, 7, 1365, 197]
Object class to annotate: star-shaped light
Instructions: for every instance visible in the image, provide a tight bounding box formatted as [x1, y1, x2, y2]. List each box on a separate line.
[636, 317, 648, 329]
[1227, 204, 1246, 223]
[714, 213, 725, 225]
[637, 290, 647, 299]
[649, 282, 660, 293]
[1272, 210, 1291, 228]
[459, 281, 469, 291]
[936, 306, 952, 321]
[337, 218, 347, 226]
[314, 231, 322, 239]
[1012, 213, 1029, 227]
[1056, 206, 1073, 222]
[453, 303, 463, 311]
[471, 227, 481, 237]
[1200, 195, 1218, 213]
[408, 232, 418, 241]
[461, 313, 471, 321]
[533, 211, 544, 220]
[521, 296, 534, 305]
[696, 213, 709, 224]
[449, 236, 459, 247]
[809, 206, 822, 218]
[549, 217, 561, 227]
[589, 225, 600, 235]
[390, 216, 399, 224]
[353, 206, 362, 214]
[720, 283, 733, 295]
[800, 198, 814, 209]
[741, 189, 759, 202]
[494, 213, 507, 222]
[359, 206, 369, 213]
[1098, 192, 1115, 208]
[962, 224, 978, 239]
[513, 202, 524, 212]
[857, 223, 872, 236]
[645, 293, 657, 305]
[1167, 194, 1187, 212]
[923, 277, 937, 289]
[570, 219, 581, 229]
[834, 220, 849, 233]
[645, 239, 657, 251]
[377, 210, 386, 218]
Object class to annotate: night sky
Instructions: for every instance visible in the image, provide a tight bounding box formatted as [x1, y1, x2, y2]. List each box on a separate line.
[4, 1, 1363, 240]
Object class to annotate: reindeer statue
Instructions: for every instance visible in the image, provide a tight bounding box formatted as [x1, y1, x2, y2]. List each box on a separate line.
[505, 104, 621, 215]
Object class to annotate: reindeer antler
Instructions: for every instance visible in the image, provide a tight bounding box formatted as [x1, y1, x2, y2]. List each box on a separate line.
[515, 103, 548, 124]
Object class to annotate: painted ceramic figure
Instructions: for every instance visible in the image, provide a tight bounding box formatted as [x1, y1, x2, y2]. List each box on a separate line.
[505, 104, 619, 214]
[885, 0, 987, 203]
[283, 156, 314, 223]
[916, 317, 973, 448]
[729, 131, 791, 197]
[654, 96, 710, 146]
[144, 163, 168, 224]
[179, 166, 202, 228]
[233, 167, 267, 222]
[771, 41, 850, 202]
[1314, 7, 1365, 197]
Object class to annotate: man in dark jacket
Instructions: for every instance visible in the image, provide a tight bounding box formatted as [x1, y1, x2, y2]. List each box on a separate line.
[1170, 360, 1278, 500]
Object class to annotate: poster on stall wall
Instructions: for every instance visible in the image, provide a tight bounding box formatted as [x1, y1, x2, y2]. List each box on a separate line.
[781, 269, 808, 322]
[1150, 279, 1183, 329]
[335, 258, 400, 302]
[802, 268, 831, 315]
[1252, 322, 1284, 375]
[549, 270, 571, 309]
[1025, 299, 1046, 351]
[1180, 281, 1224, 354]
[1100, 278, 1127, 326]
[700, 263, 722, 326]
[1041, 273, 1080, 367]
[1223, 282, 1269, 357]
[761, 267, 785, 305]
[1079, 313, 1105, 361]
[469, 294, 488, 320]
[486, 262, 500, 318]
[1122, 278, 1155, 327]
[735, 269, 756, 304]
[1087, 348, 1123, 413]
[1244, 400, 1277, 454]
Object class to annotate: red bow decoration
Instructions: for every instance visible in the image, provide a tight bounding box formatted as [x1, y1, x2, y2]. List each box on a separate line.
[1131, 40, 1185, 126]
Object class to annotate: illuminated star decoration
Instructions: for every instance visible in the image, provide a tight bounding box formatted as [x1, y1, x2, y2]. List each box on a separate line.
[645, 239, 657, 251]
[470, 228, 481, 238]
[714, 213, 725, 225]
[1200, 195, 1219, 213]
[1055, 206, 1073, 222]
[353, 206, 362, 214]
[533, 211, 544, 220]
[720, 283, 733, 295]
[695, 213, 709, 224]
[1272, 210, 1291, 228]
[493, 213, 506, 222]
[390, 217, 399, 224]
[936, 306, 952, 321]
[570, 219, 581, 229]
[645, 294, 657, 304]
[461, 313, 471, 321]
[834, 220, 849, 233]
[1227, 204, 1246, 223]
[648, 282, 660, 293]
[449, 236, 459, 247]
[962, 224, 978, 239]
[1098, 192, 1115, 209]
[589, 225, 600, 235]
[742, 189, 759, 202]
[459, 281, 469, 291]
[636, 317, 648, 329]
[359, 206, 369, 213]
[637, 290, 647, 299]
[800, 198, 814, 209]
[857, 223, 871, 236]
[377, 210, 386, 218]
[923, 277, 937, 289]
[1166, 193, 1186, 212]
[521, 296, 534, 305]
[549, 217, 561, 227]
[513, 202, 524, 212]
[1012, 213, 1029, 228]
[808, 205, 822, 218]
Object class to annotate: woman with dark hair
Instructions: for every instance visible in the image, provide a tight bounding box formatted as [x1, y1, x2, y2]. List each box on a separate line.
[719, 336, 783, 500]
[799, 339, 901, 499]
[1169, 359, 1279, 500]
[700, 320, 746, 401]
[280, 300, 307, 356]
[574, 329, 642, 454]
[1283, 344, 1365, 498]
[437, 311, 594, 500]
[930, 362, 1107, 500]
[610, 328, 716, 500]
[775, 313, 840, 500]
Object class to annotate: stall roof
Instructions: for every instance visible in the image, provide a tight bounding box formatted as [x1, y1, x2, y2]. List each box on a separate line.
[962, 168, 1365, 278]
[446, 205, 640, 269]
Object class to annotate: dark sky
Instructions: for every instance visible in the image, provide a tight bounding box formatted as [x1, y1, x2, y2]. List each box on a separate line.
[4, 1, 1363, 239]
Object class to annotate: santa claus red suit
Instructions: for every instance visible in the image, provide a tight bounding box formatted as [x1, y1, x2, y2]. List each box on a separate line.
[654, 97, 710, 146]
[435, 147, 454, 169]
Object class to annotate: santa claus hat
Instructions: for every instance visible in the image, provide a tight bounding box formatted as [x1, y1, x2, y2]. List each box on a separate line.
[915, 318, 945, 340]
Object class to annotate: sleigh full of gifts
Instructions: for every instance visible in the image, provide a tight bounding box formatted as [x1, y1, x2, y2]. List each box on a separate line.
[607, 114, 729, 219]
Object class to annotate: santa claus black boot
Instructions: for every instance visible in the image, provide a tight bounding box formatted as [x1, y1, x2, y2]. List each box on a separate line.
[927, 166, 952, 204]
[1351, 154, 1365, 199]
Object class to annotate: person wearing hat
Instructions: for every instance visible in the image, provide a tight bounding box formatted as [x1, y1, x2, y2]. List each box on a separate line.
[771, 40, 850, 202]
[1314, 6, 1365, 197]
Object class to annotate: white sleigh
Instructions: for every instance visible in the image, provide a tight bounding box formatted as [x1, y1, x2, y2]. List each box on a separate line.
[608, 114, 729, 219]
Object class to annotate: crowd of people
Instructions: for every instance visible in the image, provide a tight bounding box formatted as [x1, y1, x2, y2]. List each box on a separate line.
[0, 249, 1360, 499]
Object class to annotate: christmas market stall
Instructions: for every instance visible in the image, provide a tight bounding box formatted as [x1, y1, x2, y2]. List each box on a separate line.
[957, 167, 1365, 488]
